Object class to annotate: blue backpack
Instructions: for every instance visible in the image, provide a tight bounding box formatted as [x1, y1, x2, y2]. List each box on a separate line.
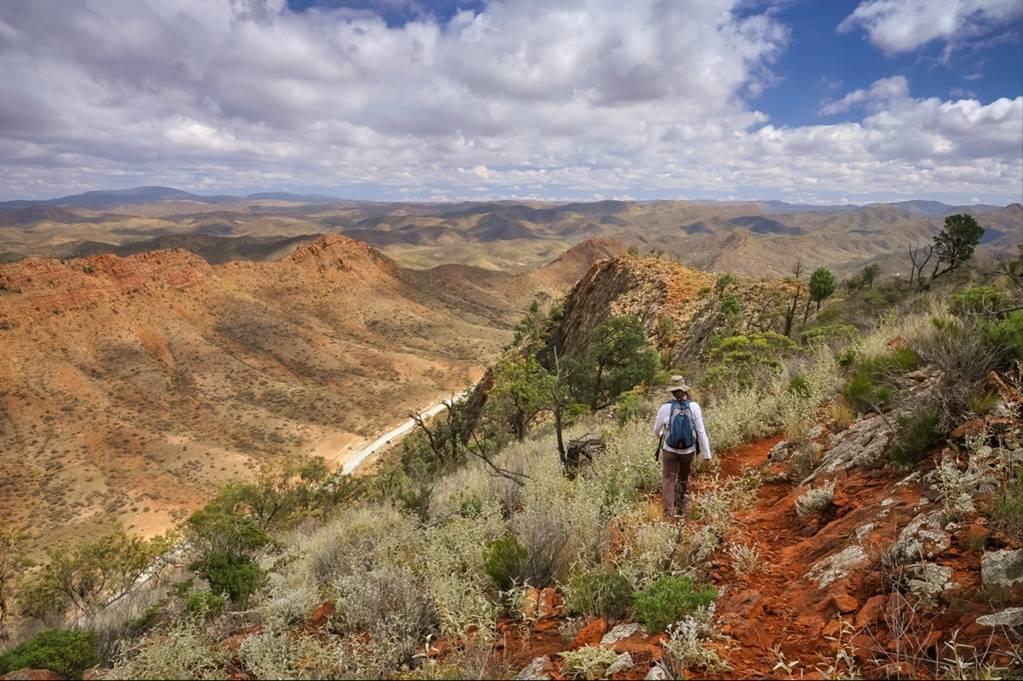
[665, 399, 696, 451]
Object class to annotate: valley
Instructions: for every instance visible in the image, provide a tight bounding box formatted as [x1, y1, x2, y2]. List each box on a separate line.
[0, 232, 619, 554]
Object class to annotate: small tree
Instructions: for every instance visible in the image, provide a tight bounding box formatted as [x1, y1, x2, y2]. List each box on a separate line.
[574, 315, 659, 411]
[861, 263, 881, 289]
[20, 530, 170, 623]
[931, 213, 984, 281]
[808, 267, 837, 314]
[489, 356, 555, 441]
[783, 259, 804, 337]
[908, 242, 934, 288]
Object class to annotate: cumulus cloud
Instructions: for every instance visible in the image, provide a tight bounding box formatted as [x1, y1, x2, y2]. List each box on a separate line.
[839, 0, 1023, 55]
[0, 0, 1019, 204]
[819, 76, 909, 115]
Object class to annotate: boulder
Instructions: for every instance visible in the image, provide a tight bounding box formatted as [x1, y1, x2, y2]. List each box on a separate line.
[645, 666, 669, 680]
[892, 510, 950, 563]
[520, 587, 564, 621]
[514, 656, 550, 680]
[976, 608, 1023, 628]
[905, 562, 953, 604]
[600, 623, 644, 645]
[768, 441, 791, 461]
[855, 594, 888, 629]
[306, 600, 335, 629]
[981, 549, 1023, 588]
[572, 618, 609, 649]
[830, 592, 859, 614]
[605, 652, 634, 675]
[0, 672, 63, 681]
[806, 545, 869, 588]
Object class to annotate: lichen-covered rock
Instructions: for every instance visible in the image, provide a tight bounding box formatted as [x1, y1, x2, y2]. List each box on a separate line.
[892, 510, 950, 563]
[806, 545, 869, 588]
[605, 652, 634, 675]
[905, 562, 953, 604]
[514, 656, 551, 680]
[976, 608, 1023, 628]
[600, 623, 644, 645]
[645, 665, 669, 680]
[806, 413, 892, 481]
[768, 441, 791, 461]
[981, 549, 1023, 588]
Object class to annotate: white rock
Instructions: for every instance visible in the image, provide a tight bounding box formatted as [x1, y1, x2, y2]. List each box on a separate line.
[645, 665, 669, 680]
[906, 562, 953, 604]
[601, 623, 644, 645]
[806, 545, 869, 588]
[893, 510, 950, 562]
[981, 549, 1023, 588]
[976, 608, 1023, 628]
[514, 656, 550, 680]
[605, 652, 634, 675]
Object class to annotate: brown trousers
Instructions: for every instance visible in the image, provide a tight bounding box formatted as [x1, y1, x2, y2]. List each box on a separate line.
[661, 449, 695, 519]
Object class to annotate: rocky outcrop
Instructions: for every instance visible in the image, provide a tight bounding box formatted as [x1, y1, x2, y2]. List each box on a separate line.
[981, 549, 1023, 588]
[552, 255, 715, 356]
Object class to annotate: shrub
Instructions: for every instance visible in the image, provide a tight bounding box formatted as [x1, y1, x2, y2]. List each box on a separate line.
[800, 324, 858, 346]
[185, 591, 227, 619]
[615, 388, 646, 426]
[194, 551, 266, 603]
[634, 575, 717, 633]
[483, 536, 529, 590]
[559, 646, 622, 680]
[563, 569, 634, 619]
[660, 607, 729, 675]
[109, 625, 226, 680]
[727, 542, 760, 576]
[991, 469, 1023, 540]
[889, 408, 944, 468]
[982, 311, 1023, 363]
[240, 630, 343, 679]
[842, 373, 894, 412]
[795, 481, 836, 516]
[0, 629, 99, 679]
[332, 567, 437, 669]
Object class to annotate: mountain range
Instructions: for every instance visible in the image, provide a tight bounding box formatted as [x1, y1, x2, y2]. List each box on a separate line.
[1, 187, 1018, 278]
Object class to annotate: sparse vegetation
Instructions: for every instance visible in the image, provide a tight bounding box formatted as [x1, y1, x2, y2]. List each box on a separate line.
[795, 481, 836, 516]
[889, 407, 944, 468]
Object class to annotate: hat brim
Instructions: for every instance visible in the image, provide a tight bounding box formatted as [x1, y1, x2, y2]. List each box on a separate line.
[667, 383, 690, 393]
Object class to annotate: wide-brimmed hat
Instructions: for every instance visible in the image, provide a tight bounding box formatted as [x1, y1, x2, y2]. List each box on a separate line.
[667, 375, 690, 393]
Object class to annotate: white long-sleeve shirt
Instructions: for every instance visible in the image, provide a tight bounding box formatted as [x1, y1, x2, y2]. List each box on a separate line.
[653, 400, 712, 459]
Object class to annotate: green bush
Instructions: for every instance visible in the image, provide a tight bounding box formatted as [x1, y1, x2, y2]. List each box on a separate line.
[950, 285, 1010, 316]
[615, 388, 646, 426]
[0, 629, 99, 679]
[889, 408, 943, 468]
[195, 551, 267, 602]
[633, 575, 717, 633]
[842, 373, 894, 412]
[982, 311, 1023, 363]
[185, 590, 227, 619]
[457, 495, 484, 519]
[483, 536, 528, 590]
[800, 324, 858, 346]
[564, 569, 634, 619]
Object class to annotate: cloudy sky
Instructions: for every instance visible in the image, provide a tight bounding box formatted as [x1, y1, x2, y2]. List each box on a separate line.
[0, 0, 1021, 204]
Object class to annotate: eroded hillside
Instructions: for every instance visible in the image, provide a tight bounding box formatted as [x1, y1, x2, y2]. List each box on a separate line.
[0, 235, 618, 553]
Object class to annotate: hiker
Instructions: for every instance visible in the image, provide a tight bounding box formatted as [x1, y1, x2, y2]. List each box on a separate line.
[653, 375, 712, 519]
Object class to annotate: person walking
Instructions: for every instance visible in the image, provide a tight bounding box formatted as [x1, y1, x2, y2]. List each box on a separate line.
[653, 376, 712, 520]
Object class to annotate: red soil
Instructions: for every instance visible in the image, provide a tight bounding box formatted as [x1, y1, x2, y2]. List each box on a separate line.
[478, 434, 1021, 679]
